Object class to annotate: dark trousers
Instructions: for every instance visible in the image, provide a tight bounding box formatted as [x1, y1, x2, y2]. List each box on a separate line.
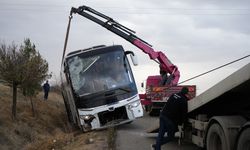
[44, 91, 49, 100]
[155, 114, 176, 150]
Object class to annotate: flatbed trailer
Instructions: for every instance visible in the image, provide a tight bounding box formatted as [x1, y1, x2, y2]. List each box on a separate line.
[186, 62, 250, 150]
[148, 62, 250, 150]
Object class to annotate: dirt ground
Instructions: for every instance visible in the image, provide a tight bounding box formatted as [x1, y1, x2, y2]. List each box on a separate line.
[0, 84, 110, 150]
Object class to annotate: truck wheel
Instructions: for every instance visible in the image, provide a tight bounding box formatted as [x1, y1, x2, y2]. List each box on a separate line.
[236, 128, 250, 150]
[206, 123, 228, 150]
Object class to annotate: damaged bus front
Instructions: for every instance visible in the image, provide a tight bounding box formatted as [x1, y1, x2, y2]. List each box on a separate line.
[60, 45, 143, 131]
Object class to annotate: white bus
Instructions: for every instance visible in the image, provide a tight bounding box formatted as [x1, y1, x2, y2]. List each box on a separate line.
[60, 45, 143, 131]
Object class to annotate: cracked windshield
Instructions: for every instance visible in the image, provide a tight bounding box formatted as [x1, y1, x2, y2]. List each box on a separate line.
[67, 50, 132, 96]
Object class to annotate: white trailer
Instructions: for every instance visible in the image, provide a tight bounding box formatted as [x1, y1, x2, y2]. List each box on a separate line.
[147, 63, 250, 150]
[186, 62, 250, 150]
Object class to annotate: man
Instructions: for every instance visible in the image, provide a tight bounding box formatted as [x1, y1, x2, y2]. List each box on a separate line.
[43, 80, 50, 100]
[151, 87, 189, 150]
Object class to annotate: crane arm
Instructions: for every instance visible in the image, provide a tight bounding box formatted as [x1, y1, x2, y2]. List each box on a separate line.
[70, 5, 180, 85]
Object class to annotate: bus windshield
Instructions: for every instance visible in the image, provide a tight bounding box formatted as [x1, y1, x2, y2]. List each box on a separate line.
[67, 50, 135, 96]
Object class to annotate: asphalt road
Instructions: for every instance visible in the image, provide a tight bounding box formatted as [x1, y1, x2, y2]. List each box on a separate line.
[115, 113, 202, 150]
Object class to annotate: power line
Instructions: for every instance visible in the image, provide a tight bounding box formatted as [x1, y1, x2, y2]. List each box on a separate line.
[178, 54, 250, 84]
[0, 10, 249, 16]
[0, 4, 250, 15]
[1, 2, 250, 10]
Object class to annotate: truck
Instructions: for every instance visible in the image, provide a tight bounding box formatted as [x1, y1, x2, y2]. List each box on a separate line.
[60, 5, 184, 132]
[148, 62, 250, 150]
[186, 62, 250, 150]
[140, 75, 196, 115]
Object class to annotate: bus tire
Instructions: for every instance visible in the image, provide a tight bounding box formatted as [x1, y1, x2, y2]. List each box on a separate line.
[236, 128, 250, 150]
[206, 123, 228, 150]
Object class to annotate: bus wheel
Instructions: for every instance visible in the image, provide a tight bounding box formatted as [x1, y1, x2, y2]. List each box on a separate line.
[206, 123, 228, 150]
[236, 128, 250, 150]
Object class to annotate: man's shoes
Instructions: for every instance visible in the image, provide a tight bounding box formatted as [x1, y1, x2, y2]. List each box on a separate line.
[150, 144, 156, 150]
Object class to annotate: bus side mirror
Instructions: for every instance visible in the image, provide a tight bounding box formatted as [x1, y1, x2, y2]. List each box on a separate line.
[125, 51, 138, 66]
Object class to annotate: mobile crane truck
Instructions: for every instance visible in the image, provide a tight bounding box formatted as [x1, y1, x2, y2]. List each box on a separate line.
[60, 5, 193, 132]
[69, 5, 196, 116]
[140, 76, 196, 115]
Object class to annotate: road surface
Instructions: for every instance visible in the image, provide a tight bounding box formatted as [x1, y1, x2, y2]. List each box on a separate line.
[115, 113, 201, 150]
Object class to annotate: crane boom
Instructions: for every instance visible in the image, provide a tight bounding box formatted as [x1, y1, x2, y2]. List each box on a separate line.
[70, 5, 180, 85]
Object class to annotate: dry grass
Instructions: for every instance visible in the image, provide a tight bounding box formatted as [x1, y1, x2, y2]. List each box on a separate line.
[0, 84, 110, 150]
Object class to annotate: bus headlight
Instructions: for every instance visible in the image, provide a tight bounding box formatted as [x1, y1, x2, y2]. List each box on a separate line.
[128, 101, 140, 109]
[80, 115, 96, 131]
[80, 115, 95, 122]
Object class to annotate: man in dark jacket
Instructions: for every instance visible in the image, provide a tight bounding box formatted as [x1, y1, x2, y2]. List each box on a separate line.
[43, 80, 50, 100]
[151, 87, 189, 150]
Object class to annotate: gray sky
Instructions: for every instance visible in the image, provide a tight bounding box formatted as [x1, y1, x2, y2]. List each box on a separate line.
[1, 0, 249, 94]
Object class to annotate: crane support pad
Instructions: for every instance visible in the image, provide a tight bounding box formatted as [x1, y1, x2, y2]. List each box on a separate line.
[146, 119, 159, 133]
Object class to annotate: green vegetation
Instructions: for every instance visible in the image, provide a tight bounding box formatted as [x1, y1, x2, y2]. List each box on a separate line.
[0, 39, 49, 119]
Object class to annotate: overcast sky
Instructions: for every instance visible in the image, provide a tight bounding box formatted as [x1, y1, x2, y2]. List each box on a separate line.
[1, 0, 249, 94]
